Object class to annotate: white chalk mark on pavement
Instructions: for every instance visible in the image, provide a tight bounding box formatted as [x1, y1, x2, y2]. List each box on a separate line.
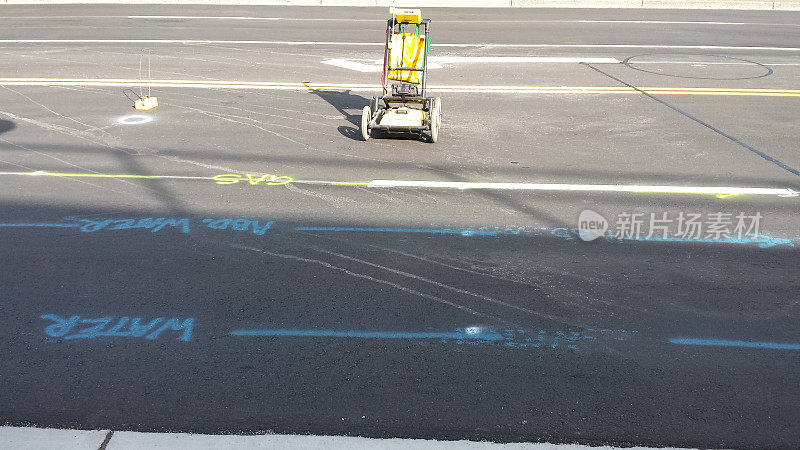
[116, 115, 153, 125]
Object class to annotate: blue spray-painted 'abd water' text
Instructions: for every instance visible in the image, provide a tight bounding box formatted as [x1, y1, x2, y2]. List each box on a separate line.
[67, 217, 273, 235]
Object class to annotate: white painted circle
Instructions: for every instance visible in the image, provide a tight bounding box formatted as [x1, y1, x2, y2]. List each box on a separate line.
[116, 115, 153, 125]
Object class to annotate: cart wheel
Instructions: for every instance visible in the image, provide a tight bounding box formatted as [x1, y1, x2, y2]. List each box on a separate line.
[429, 97, 441, 143]
[434, 97, 442, 131]
[360, 105, 371, 141]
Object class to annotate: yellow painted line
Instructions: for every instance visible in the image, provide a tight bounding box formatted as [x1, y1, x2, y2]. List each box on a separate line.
[1, 78, 799, 96]
[0, 171, 208, 180]
[0, 171, 800, 198]
[301, 81, 350, 92]
[2, 171, 796, 198]
[25, 171, 159, 179]
[0, 78, 372, 90]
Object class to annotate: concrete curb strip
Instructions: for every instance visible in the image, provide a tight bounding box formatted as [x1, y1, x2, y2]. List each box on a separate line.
[2, 0, 800, 10]
[0, 427, 109, 450]
[0, 426, 685, 449]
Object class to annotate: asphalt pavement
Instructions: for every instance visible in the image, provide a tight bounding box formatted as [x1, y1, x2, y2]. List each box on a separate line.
[0, 5, 799, 448]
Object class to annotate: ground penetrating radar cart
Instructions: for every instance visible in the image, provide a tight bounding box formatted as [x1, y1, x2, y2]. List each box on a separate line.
[360, 8, 442, 142]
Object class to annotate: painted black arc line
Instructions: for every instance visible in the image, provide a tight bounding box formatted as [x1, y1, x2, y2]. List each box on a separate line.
[582, 62, 800, 178]
[622, 53, 773, 81]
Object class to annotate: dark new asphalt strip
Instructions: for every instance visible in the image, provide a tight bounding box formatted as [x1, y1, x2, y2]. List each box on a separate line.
[1, 5, 799, 448]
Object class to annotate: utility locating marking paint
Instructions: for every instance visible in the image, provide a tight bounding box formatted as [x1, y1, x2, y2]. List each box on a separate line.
[1, 78, 800, 96]
[295, 226, 503, 237]
[2, 218, 794, 247]
[0, 216, 274, 235]
[0, 171, 796, 198]
[76, 217, 192, 233]
[295, 226, 795, 248]
[669, 337, 800, 350]
[0, 222, 79, 228]
[41, 314, 194, 342]
[75, 216, 273, 235]
[213, 173, 293, 186]
[230, 327, 635, 351]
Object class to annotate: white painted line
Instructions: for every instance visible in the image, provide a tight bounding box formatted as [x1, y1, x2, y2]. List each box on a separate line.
[322, 59, 382, 73]
[2, 40, 800, 52]
[322, 56, 619, 72]
[0, 16, 129, 19]
[0, 39, 383, 46]
[368, 180, 799, 197]
[434, 44, 800, 51]
[432, 56, 620, 63]
[573, 20, 799, 26]
[631, 61, 800, 66]
[127, 15, 281, 21]
[127, 15, 382, 22]
[123, 16, 800, 27]
[4, 16, 798, 27]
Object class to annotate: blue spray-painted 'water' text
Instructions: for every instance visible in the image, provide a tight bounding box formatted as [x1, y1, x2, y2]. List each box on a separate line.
[41, 314, 194, 341]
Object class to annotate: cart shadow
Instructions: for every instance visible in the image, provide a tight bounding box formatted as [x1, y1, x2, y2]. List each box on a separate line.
[307, 89, 375, 141]
[307, 89, 369, 127]
[0, 120, 15, 136]
[337, 126, 362, 140]
[309, 88, 427, 142]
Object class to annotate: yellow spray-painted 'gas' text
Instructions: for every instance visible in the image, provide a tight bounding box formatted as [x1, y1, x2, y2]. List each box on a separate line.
[213, 174, 294, 186]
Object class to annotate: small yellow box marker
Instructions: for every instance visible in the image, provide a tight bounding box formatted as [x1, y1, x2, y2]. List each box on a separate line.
[134, 96, 158, 111]
[393, 8, 422, 24]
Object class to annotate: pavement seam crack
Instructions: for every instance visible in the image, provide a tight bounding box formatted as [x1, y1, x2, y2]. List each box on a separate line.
[302, 242, 581, 327]
[221, 240, 507, 324]
[97, 430, 113, 450]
